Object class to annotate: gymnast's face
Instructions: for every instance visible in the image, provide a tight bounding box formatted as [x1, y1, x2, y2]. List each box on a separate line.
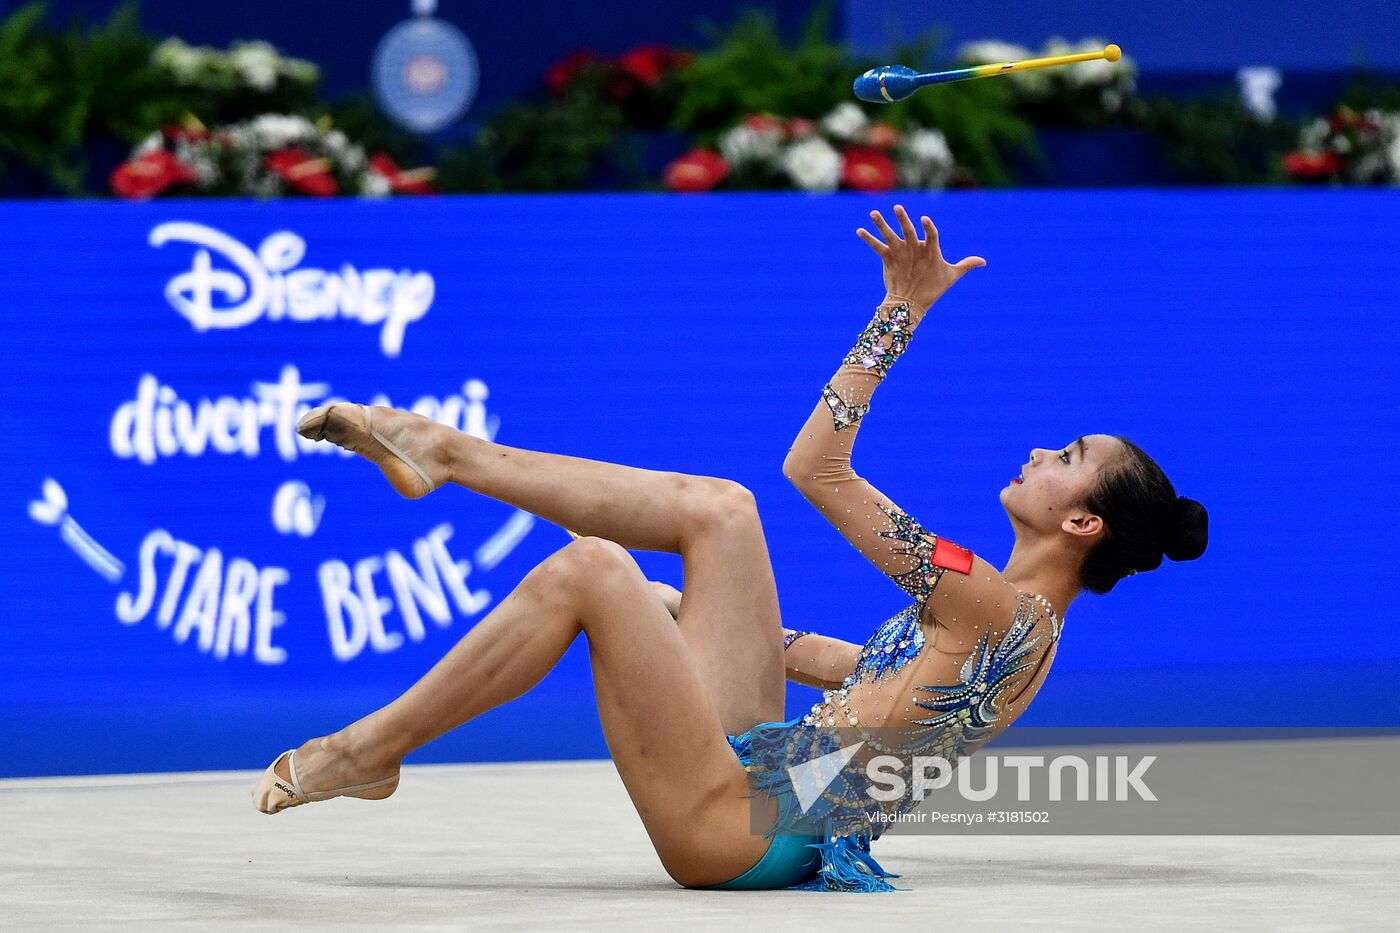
[1000, 434, 1122, 541]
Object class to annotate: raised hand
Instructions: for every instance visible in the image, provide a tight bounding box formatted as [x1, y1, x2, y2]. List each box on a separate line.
[856, 204, 986, 315]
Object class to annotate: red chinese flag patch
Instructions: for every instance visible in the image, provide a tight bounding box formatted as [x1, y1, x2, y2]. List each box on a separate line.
[932, 537, 974, 575]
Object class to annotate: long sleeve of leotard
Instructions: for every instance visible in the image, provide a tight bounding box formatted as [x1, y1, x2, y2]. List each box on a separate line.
[783, 294, 982, 616]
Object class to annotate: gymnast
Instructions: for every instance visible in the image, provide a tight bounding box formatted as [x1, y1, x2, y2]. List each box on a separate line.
[252, 204, 1208, 891]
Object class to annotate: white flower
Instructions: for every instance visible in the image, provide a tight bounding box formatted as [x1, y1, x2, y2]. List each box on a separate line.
[1382, 114, 1400, 183]
[1236, 66, 1282, 122]
[323, 129, 350, 156]
[153, 38, 207, 83]
[718, 123, 782, 167]
[1064, 37, 1135, 88]
[182, 151, 221, 187]
[958, 40, 1034, 66]
[280, 54, 320, 84]
[1300, 118, 1329, 150]
[338, 143, 369, 174]
[232, 41, 281, 92]
[897, 127, 955, 188]
[250, 114, 315, 150]
[133, 131, 163, 157]
[360, 172, 392, 198]
[1352, 152, 1386, 183]
[1332, 135, 1352, 154]
[221, 124, 255, 153]
[781, 137, 841, 191]
[250, 174, 284, 199]
[958, 39, 1049, 95]
[821, 103, 868, 142]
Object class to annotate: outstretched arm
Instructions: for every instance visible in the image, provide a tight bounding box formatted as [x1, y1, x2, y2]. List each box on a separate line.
[783, 205, 999, 619]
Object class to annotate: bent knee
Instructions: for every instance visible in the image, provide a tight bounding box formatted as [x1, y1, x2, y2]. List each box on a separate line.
[687, 479, 759, 535]
[534, 536, 639, 597]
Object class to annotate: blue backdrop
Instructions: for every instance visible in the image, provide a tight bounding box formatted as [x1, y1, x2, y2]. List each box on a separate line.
[3, 191, 1398, 777]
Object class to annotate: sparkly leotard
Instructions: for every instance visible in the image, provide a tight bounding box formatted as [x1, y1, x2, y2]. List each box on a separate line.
[735, 295, 1064, 891]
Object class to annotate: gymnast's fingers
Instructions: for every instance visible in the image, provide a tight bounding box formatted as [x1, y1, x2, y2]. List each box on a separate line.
[856, 227, 890, 256]
[893, 204, 919, 242]
[869, 209, 901, 243]
[921, 215, 940, 246]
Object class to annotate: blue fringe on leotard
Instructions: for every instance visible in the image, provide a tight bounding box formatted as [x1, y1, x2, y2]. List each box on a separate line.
[727, 719, 899, 893]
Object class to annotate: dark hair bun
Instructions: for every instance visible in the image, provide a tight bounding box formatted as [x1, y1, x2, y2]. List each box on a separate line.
[1164, 496, 1208, 562]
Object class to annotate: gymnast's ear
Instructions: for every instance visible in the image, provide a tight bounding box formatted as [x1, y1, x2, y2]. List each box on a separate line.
[1060, 511, 1104, 541]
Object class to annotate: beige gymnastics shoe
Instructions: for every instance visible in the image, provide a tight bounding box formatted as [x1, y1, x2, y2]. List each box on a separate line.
[251, 743, 400, 815]
[297, 403, 449, 499]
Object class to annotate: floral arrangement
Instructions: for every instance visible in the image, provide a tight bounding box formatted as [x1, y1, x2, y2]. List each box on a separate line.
[1282, 105, 1400, 184]
[110, 114, 434, 199]
[153, 38, 318, 94]
[664, 103, 959, 193]
[544, 43, 693, 129]
[150, 38, 320, 126]
[957, 37, 1140, 127]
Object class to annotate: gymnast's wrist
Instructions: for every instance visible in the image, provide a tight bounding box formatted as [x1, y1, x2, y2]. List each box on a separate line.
[783, 629, 813, 650]
[882, 292, 930, 323]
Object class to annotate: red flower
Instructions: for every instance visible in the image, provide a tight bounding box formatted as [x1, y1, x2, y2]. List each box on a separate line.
[617, 44, 691, 86]
[159, 123, 209, 144]
[742, 112, 785, 135]
[785, 117, 818, 138]
[1327, 107, 1379, 135]
[546, 48, 599, 96]
[664, 148, 729, 193]
[841, 146, 898, 191]
[265, 148, 338, 196]
[1282, 150, 1342, 179]
[617, 44, 667, 86]
[109, 150, 197, 200]
[369, 153, 438, 195]
[866, 121, 901, 150]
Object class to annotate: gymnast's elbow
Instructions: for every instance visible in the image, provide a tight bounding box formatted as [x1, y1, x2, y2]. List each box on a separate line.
[782, 447, 814, 486]
[784, 449, 851, 491]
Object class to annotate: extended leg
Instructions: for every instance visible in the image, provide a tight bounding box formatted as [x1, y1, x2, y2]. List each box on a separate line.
[299, 403, 738, 553]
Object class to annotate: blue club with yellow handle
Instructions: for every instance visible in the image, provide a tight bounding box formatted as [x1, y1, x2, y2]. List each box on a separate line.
[854, 44, 1122, 103]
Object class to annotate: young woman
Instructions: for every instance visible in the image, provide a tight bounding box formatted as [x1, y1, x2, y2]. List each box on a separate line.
[252, 205, 1208, 892]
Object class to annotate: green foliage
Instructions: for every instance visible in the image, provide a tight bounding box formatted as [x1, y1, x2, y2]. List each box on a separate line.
[671, 7, 851, 135]
[1142, 92, 1297, 185]
[0, 2, 184, 195]
[1338, 71, 1400, 112]
[0, 3, 72, 192]
[438, 77, 625, 193]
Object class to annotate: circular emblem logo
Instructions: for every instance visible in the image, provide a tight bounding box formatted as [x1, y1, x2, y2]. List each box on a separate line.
[372, 17, 478, 133]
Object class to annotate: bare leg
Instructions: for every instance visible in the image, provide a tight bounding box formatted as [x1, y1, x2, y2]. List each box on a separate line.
[258, 537, 775, 887]
[301, 403, 748, 552]
[299, 403, 788, 733]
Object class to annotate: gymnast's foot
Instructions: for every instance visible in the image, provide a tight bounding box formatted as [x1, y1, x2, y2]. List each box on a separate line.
[297, 403, 452, 499]
[251, 730, 402, 815]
